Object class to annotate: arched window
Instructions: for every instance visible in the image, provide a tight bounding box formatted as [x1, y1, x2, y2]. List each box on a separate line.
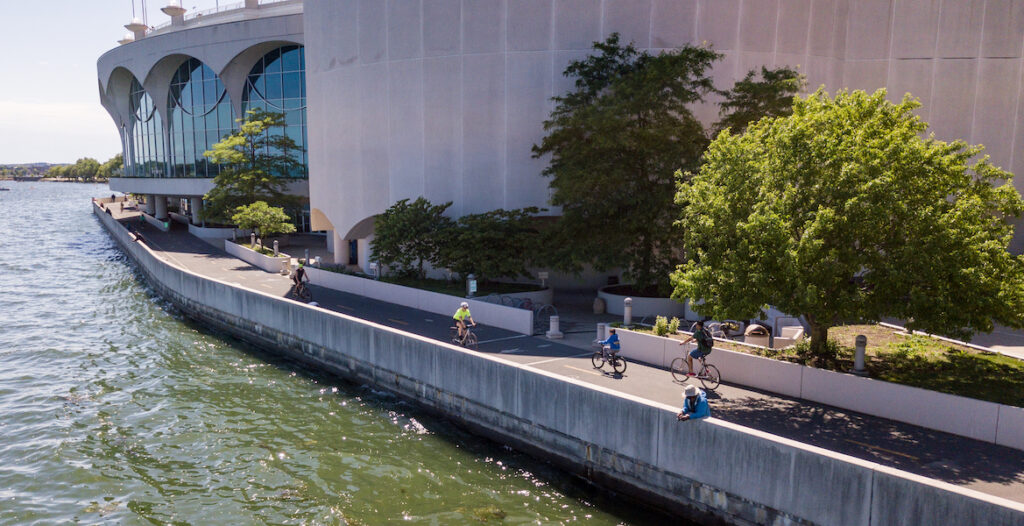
[129, 77, 165, 177]
[167, 58, 235, 178]
[242, 45, 307, 178]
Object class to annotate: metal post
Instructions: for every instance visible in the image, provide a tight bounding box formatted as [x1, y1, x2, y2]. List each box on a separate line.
[467, 274, 477, 298]
[624, 297, 633, 326]
[304, 249, 310, 265]
[596, 323, 608, 342]
[273, 240, 279, 257]
[251, 233, 256, 248]
[852, 335, 868, 376]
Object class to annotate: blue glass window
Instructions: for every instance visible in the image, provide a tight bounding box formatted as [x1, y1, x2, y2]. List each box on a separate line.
[167, 58, 235, 178]
[128, 77, 166, 177]
[242, 45, 307, 178]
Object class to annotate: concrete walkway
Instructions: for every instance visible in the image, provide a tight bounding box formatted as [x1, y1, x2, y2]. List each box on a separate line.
[108, 208, 1024, 505]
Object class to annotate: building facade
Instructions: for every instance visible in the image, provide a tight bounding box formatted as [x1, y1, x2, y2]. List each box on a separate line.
[99, 0, 1024, 266]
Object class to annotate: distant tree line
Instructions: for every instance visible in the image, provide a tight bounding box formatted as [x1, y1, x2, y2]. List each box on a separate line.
[44, 154, 122, 181]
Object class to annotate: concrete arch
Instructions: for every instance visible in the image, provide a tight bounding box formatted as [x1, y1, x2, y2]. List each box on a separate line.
[220, 40, 304, 120]
[141, 53, 194, 126]
[101, 67, 136, 130]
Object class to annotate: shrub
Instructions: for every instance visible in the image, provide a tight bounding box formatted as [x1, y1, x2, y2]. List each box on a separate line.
[668, 317, 681, 334]
[653, 316, 669, 336]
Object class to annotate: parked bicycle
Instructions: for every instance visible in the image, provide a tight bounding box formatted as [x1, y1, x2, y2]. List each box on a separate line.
[591, 340, 627, 374]
[670, 347, 720, 390]
[449, 325, 479, 350]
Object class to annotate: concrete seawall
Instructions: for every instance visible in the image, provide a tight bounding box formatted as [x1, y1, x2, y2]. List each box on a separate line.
[95, 204, 1024, 526]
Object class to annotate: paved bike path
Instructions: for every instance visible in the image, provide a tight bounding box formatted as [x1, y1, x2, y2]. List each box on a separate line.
[112, 213, 1024, 504]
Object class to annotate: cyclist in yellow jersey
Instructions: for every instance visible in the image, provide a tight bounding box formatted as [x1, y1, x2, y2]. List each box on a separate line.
[453, 302, 475, 340]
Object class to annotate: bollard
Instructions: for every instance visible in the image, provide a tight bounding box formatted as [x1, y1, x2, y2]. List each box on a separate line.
[852, 334, 868, 376]
[546, 315, 564, 339]
[315, 256, 322, 267]
[304, 249, 310, 265]
[596, 323, 608, 342]
[281, 258, 290, 275]
[624, 297, 633, 326]
[273, 240, 279, 257]
[251, 233, 256, 248]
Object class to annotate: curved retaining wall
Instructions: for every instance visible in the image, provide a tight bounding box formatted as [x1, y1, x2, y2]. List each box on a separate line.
[94, 204, 1024, 526]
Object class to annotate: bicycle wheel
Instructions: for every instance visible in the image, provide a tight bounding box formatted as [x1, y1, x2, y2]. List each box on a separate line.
[699, 364, 721, 390]
[464, 332, 478, 351]
[591, 352, 606, 369]
[670, 357, 689, 382]
[299, 286, 312, 300]
[450, 329, 462, 346]
[611, 355, 627, 374]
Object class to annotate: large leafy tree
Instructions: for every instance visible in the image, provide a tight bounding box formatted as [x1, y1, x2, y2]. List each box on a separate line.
[371, 198, 455, 279]
[202, 109, 303, 223]
[673, 88, 1024, 363]
[713, 66, 805, 136]
[98, 153, 124, 180]
[533, 34, 720, 295]
[439, 207, 543, 282]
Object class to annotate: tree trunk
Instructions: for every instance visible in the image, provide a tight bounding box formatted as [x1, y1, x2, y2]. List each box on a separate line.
[807, 319, 831, 365]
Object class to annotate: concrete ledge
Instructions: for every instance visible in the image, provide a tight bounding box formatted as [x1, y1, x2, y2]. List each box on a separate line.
[996, 405, 1024, 450]
[188, 223, 251, 248]
[141, 212, 171, 232]
[93, 202, 1024, 525]
[304, 266, 534, 335]
[224, 239, 289, 273]
[598, 286, 691, 318]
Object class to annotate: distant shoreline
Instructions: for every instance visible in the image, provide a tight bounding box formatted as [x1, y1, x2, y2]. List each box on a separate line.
[0, 177, 109, 183]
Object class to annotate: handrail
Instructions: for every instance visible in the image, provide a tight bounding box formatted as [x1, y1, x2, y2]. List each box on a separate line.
[145, 0, 297, 35]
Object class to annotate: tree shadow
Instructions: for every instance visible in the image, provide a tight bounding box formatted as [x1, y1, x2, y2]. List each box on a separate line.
[714, 395, 1024, 487]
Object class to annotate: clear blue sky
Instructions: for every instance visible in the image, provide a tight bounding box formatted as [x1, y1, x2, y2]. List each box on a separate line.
[0, 1, 225, 164]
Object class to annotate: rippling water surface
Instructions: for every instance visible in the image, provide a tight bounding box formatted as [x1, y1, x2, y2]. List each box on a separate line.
[0, 183, 671, 525]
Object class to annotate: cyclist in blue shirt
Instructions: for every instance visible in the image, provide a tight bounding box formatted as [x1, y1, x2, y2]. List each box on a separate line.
[598, 328, 620, 361]
[677, 384, 710, 421]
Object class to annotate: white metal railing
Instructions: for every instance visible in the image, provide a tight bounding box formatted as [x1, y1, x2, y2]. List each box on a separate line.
[145, 0, 298, 35]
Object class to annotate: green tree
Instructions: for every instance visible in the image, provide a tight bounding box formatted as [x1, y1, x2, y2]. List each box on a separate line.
[231, 201, 296, 243]
[98, 153, 124, 180]
[533, 33, 719, 295]
[673, 88, 1024, 363]
[202, 109, 303, 223]
[68, 158, 100, 180]
[439, 207, 543, 283]
[371, 198, 455, 279]
[713, 66, 805, 136]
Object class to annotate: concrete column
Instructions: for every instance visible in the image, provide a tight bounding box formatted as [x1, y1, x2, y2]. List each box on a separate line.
[332, 230, 345, 265]
[154, 196, 168, 221]
[145, 194, 156, 216]
[358, 235, 373, 273]
[325, 230, 335, 254]
[189, 197, 203, 225]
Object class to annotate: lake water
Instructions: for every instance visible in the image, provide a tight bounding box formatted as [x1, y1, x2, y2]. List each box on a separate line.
[0, 182, 676, 524]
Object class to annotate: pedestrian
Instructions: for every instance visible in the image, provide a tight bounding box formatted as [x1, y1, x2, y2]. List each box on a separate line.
[677, 384, 710, 421]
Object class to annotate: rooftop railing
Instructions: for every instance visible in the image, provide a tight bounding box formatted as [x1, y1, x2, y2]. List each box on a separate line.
[146, 0, 299, 35]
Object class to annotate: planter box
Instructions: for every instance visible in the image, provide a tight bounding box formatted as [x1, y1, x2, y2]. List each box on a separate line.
[598, 286, 691, 318]
[188, 224, 252, 249]
[617, 329, 671, 368]
[224, 240, 290, 274]
[304, 266, 535, 335]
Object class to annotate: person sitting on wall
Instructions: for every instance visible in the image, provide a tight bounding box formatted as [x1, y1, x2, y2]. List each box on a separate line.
[453, 302, 475, 341]
[679, 320, 713, 376]
[677, 384, 710, 421]
[598, 328, 621, 361]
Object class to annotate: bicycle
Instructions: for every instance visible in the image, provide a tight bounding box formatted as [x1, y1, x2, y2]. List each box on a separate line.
[591, 341, 627, 374]
[290, 280, 312, 301]
[449, 324, 479, 350]
[670, 347, 720, 390]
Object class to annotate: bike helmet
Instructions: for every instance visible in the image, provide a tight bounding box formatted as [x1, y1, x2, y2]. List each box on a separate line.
[460, 302, 469, 308]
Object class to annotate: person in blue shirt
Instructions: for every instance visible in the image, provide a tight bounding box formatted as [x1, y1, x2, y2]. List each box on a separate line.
[677, 384, 710, 421]
[598, 328, 621, 361]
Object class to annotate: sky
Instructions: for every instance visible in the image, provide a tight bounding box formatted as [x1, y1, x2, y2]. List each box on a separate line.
[0, 0, 225, 164]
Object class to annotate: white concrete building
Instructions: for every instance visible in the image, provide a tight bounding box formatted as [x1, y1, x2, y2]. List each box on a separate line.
[99, 0, 1024, 266]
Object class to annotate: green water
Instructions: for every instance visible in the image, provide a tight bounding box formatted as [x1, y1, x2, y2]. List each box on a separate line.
[0, 183, 674, 525]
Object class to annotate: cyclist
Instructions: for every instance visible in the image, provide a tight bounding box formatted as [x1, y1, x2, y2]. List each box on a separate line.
[292, 262, 309, 294]
[677, 384, 710, 421]
[453, 301, 475, 341]
[597, 328, 620, 361]
[679, 320, 713, 376]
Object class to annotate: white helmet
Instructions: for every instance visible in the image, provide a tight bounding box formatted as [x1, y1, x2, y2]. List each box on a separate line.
[460, 302, 469, 308]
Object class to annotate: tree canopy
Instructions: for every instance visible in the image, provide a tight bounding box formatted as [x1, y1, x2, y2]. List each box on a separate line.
[713, 66, 805, 136]
[672, 88, 1024, 362]
[202, 109, 303, 223]
[371, 198, 455, 279]
[533, 33, 720, 295]
[231, 201, 296, 240]
[439, 207, 542, 282]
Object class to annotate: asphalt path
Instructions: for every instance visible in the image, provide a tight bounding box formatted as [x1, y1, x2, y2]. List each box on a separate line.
[115, 214, 1024, 504]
